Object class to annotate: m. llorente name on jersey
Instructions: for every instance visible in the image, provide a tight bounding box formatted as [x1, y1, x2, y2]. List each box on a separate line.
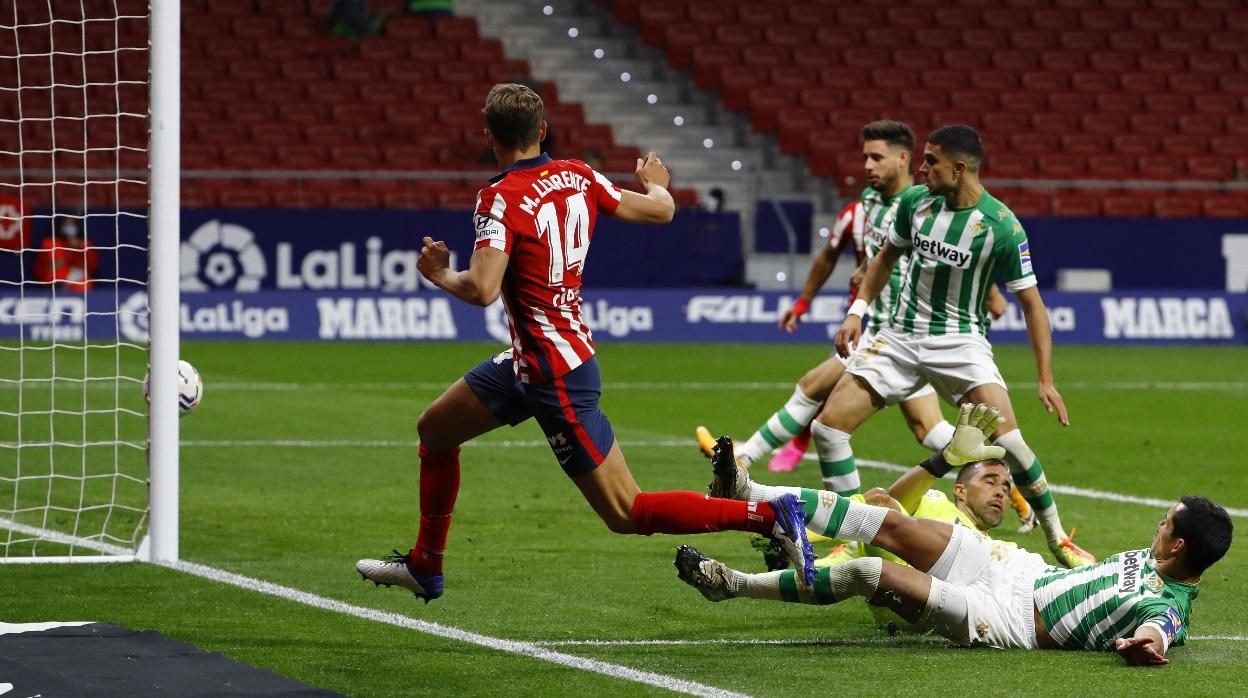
[517, 169, 594, 215]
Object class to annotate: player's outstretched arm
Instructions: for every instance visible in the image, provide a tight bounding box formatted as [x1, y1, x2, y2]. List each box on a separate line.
[1014, 286, 1070, 426]
[1116, 626, 1169, 667]
[613, 152, 675, 225]
[416, 236, 509, 307]
[780, 246, 841, 332]
[834, 241, 903, 357]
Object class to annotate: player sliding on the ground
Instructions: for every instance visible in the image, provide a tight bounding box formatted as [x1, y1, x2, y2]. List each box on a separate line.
[676, 404, 1232, 666]
[355, 83, 815, 602]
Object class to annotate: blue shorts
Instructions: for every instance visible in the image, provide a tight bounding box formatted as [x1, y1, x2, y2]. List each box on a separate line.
[463, 350, 615, 477]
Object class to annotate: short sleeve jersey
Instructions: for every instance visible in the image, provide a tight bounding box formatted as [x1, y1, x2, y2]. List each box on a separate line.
[473, 154, 622, 384]
[858, 186, 915, 334]
[887, 185, 1036, 336]
[1033, 548, 1196, 652]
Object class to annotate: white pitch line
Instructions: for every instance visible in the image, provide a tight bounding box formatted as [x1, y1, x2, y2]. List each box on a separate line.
[198, 380, 1248, 392]
[165, 559, 748, 698]
[179, 439, 1248, 519]
[0, 517, 746, 697]
[533, 636, 1246, 646]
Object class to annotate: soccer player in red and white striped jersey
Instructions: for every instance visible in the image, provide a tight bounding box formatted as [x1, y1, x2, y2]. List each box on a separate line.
[356, 83, 816, 602]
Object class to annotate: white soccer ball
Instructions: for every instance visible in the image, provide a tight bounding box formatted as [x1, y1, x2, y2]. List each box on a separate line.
[143, 359, 204, 416]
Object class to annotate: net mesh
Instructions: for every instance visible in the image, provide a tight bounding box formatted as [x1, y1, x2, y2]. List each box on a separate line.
[0, 0, 151, 559]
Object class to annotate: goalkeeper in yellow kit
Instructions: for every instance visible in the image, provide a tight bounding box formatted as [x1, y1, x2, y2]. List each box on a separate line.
[713, 404, 1017, 630]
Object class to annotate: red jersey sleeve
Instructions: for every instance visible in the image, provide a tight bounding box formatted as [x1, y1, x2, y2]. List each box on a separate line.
[586, 165, 622, 216]
[473, 188, 512, 254]
[826, 200, 859, 256]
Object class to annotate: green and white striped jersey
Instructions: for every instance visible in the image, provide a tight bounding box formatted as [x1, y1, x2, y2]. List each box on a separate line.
[887, 185, 1036, 336]
[858, 186, 911, 334]
[1033, 548, 1196, 652]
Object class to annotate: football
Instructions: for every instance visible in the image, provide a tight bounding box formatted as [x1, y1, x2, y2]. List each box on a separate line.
[143, 359, 204, 416]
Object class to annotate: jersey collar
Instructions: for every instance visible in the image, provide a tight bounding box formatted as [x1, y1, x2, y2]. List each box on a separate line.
[490, 153, 552, 184]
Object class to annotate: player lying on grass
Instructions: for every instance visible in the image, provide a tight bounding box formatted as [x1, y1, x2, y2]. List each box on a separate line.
[355, 83, 815, 603]
[676, 404, 1232, 666]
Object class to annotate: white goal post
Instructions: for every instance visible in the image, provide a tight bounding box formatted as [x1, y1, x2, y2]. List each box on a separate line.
[0, 0, 179, 563]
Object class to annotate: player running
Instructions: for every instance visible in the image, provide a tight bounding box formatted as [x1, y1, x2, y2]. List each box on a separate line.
[355, 83, 815, 602]
[822, 124, 1092, 567]
[677, 404, 1233, 666]
[695, 120, 1029, 525]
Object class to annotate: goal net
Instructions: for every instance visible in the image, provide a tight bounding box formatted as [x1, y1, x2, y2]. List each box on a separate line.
[0, 0, 179, 563]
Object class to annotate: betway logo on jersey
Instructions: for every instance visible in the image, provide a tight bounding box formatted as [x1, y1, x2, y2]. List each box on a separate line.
[317, 297, 457, 339]
[913, 233, 972, 269]
[1102, 297, 1235, 339]
[687, 295, 848, 323]
[0, 297, 85, 340]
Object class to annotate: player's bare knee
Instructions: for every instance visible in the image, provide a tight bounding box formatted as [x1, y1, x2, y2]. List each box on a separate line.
[416, 409, 455, 449]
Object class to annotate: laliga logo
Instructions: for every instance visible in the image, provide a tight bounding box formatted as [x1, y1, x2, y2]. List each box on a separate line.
[485, 300, 512, 343]
[119, 291, 150, 341]
[181, 219, 266, 292]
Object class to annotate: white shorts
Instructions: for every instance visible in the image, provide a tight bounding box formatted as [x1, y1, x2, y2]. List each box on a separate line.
[836, 329, 936, 402]
[845, 327, 1006, 406]
[938, 527, 1050, 650]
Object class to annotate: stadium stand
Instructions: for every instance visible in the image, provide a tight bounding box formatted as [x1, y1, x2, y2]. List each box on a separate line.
[607, 0, 1248, 217]
[7, 0, 698, 209]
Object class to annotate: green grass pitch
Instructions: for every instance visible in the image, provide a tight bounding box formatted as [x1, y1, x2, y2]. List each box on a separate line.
[2, 341, 1246, 696]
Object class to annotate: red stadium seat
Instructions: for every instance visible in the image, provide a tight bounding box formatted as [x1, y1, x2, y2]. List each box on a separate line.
[982, 112, 1029, 135]
[1010, 133, 1059, 154]
[1061, 133, 1108, 156]
[1020, 71, 1070, 92]
[1157, 32, 1206, 53]
[962, 28, 1010, 50]
[1052, 195, 1102, 217]
[1087, 154, 1138, 179]
[1202, 196, 1248, 219]
[820, 68, 869, 92]
[219, 187, 272, 208]
[770, 66, 819, 89]
[982, 153, 1034, 180]
[1036, 154, 1085, 179]
[1030, 113, 1078, 135]
[1078, 113, 1129, 136]
[1113, 134, 1159, 156]
[872, 69, 920, 92]
[999, 91, 1047, 113]
[276, 143, 329, 169]
[738, 4, 786, 24]
[687, 1, 736, 24]
[1000, 190, 1051, 216]
[720, 66, 770, 111]
[1212, 135, 1248, 154]
[971, 71, 1019, 91]
[921, 70, 970, 91]
[691, 45, 741, 90]
[899, 92, 950, 111]
[1136, 155, 1188, 180]
[714, 24, 763, 46]
[764, 25, 813, 47]
[747, 88, 796, 133]
[1153, 198, 1202, 218]
[664, 25, 714, 69]
[1070, 72, 1120, 93]
[1089, 51, 1138, 73]
[1039, 51, 1087, 72]
[1208, 32, 1248, 53]
[1129, 113, 1178, 136]
[1186, 157, 1234, 180]
[738, 44, 788, 67]
[1102, 194, 1152, 218]
[1095, 93, 1145, 114]
[1109, 31, 1156, 52]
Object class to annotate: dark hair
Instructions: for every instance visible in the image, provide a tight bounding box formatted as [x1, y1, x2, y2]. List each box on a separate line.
[1172, 496, 1233, 573]
[955, 458, 1008, 487]
[928, 124, 985, 166]
[861, 120, 915, 154]
[483, 83, 544, 151]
